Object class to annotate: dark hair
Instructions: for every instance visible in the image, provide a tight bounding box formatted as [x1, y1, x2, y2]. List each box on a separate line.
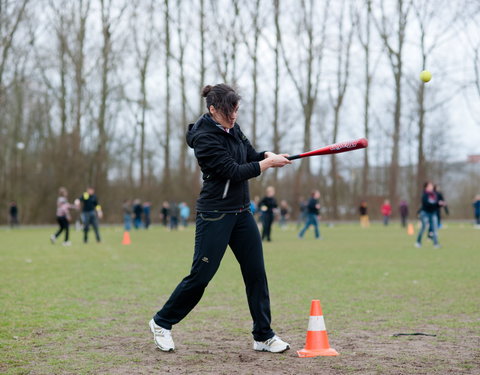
[423, 181, 434, 191]
[202, 84, 241, 118]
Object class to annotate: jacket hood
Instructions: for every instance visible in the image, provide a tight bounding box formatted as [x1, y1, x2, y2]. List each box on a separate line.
[186, 113, 232, 148]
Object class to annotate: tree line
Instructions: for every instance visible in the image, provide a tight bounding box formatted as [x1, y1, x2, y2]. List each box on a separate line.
[1, 0, 479, 223]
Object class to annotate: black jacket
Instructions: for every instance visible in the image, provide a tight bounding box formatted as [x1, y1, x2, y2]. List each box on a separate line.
[259, 197, 277, 215]
[187, 114, 265, 212]
[420, 191, 440, 213]
[79, 193, 99, 212]
[306, 198, 320, 215]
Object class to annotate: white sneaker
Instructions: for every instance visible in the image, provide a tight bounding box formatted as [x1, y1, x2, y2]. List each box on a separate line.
[149, 319, 175, 352]
[50, 234, 56, 244]
[415, 242, 421, 248]
[62, 241, 72, 246]
[253, 335, 290, 353]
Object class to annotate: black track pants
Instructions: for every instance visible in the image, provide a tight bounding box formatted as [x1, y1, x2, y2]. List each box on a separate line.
[154, 211, 274, 342]
[55, 216, 69, 241]
[261, 212, 274, 241]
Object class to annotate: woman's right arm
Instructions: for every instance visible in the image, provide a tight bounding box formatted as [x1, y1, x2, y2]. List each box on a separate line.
[194, 134, 291, 178]
[259, 152, 291, 172]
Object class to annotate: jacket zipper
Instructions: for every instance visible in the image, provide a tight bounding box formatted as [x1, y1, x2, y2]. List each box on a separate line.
[222, 179, 230, 199]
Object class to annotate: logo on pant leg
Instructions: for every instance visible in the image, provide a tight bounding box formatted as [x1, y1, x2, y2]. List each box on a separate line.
[202, 257, 209, 263]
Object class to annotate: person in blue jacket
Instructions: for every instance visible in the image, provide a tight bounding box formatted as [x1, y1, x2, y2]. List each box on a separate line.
[473, 194, 480, 226]
[415, 181, 444, 249]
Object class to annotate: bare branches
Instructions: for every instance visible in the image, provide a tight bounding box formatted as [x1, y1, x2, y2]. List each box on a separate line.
[1, 0, 480, 223]
[0, 0, 29, 87]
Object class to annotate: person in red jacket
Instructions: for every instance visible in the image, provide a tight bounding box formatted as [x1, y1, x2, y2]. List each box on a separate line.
[381, 199, 392, 226]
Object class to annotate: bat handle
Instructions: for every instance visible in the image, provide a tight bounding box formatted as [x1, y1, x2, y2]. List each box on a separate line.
[287, 155, 300, 161]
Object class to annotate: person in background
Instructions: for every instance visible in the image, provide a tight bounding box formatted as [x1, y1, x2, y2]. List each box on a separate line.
[473, 194, 480, 227]
[123, 199, 133, 231]
[143, 201, 152, 229]
[359, 201, 369, 228]
[161, 201, 170, 228]
[296, 196, 307, 229]
[249, 198, 257, 217]
[179, 202, 190, 228]
[9, 201, 19, 228]
[259, 186, 277, 242]
[415, 181, 443, 249]
[279, 200, 290, 229]
[51, 187, 76, 246]
[434, 185, 449, 229]
[381, 199, 392, 226]
[399, 200, 409, 228]
[133, 199, 143, 229]
[253, 195, 261, 224]
[298, 190, 321, 239]
[75, 187, 102, 244]
[169, 202, 179, 230]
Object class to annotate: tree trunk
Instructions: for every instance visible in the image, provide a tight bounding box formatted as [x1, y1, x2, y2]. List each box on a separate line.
[272, 0, 280, 183]
[163, 0, 171, 194]
[139, 59, 147, 188]
[72, 0, 89, 156]
[95, 0, 112, 191]
[198, 0, 205, 117]
[177, 0, 188, 178]
[361, 0, 372, 199]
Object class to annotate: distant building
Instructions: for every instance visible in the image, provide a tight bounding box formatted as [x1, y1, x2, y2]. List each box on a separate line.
[467, 155, 480, 164]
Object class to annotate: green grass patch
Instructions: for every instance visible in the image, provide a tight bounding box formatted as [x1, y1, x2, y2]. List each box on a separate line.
[1, 223, 479, 374]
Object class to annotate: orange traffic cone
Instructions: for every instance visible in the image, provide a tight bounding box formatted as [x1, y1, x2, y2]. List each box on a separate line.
[407, 223, 414, 236]
[122, 231, 131, 245]
[297, 300, 339, 357]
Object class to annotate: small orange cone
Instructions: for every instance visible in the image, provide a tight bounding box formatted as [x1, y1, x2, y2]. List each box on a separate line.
[122, 231, 131, 245]
[297, 300, 339, 357]
[407, 223, 414, 236]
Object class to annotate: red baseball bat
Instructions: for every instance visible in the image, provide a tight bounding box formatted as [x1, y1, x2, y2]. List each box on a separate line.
[287, 138, 368, 160]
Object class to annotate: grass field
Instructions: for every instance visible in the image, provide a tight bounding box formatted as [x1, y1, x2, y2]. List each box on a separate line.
[1, 222, 479, 375]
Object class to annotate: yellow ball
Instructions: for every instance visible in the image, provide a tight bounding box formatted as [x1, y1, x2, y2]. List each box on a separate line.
[420, 70, 432, 83]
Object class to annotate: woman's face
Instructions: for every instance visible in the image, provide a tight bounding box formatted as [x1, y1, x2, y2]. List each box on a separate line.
[210, 104, 239, 129]
[425, 183, 434, 192]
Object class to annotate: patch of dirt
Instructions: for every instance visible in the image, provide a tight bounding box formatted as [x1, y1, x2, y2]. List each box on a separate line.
[13, 317, 479, 375]
[88, 322, 479, 375]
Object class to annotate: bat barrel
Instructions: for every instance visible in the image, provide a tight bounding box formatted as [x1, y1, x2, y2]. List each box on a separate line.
[287, 138, 368, 160]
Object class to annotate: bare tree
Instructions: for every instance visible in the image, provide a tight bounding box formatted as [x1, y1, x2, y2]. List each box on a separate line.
[272, 0, 281, 182]
[209, 0, 241, 85]
[94, 0, 126, 190]
[198, 0, 206, 116]
[162, 0, 172, 194]
[373, 0, 412, 204]
[280, 0, 330, 195]
[190, 0, 207, 196]
[131, 0, 156, 189]
[173, 0, 190, 178]
[356, 0, 374, 198]
[0, 0, 30, 209]
[241, 0, 262, 147]
[463, 1, 480, 122]
[412, 0, 462, 201]
[1, 0, 478, 224]
[70, 0, 90, 156]
[328, 0, 354, 219]
[475, 40, 480, 100]
[0, 0, 29, 94]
